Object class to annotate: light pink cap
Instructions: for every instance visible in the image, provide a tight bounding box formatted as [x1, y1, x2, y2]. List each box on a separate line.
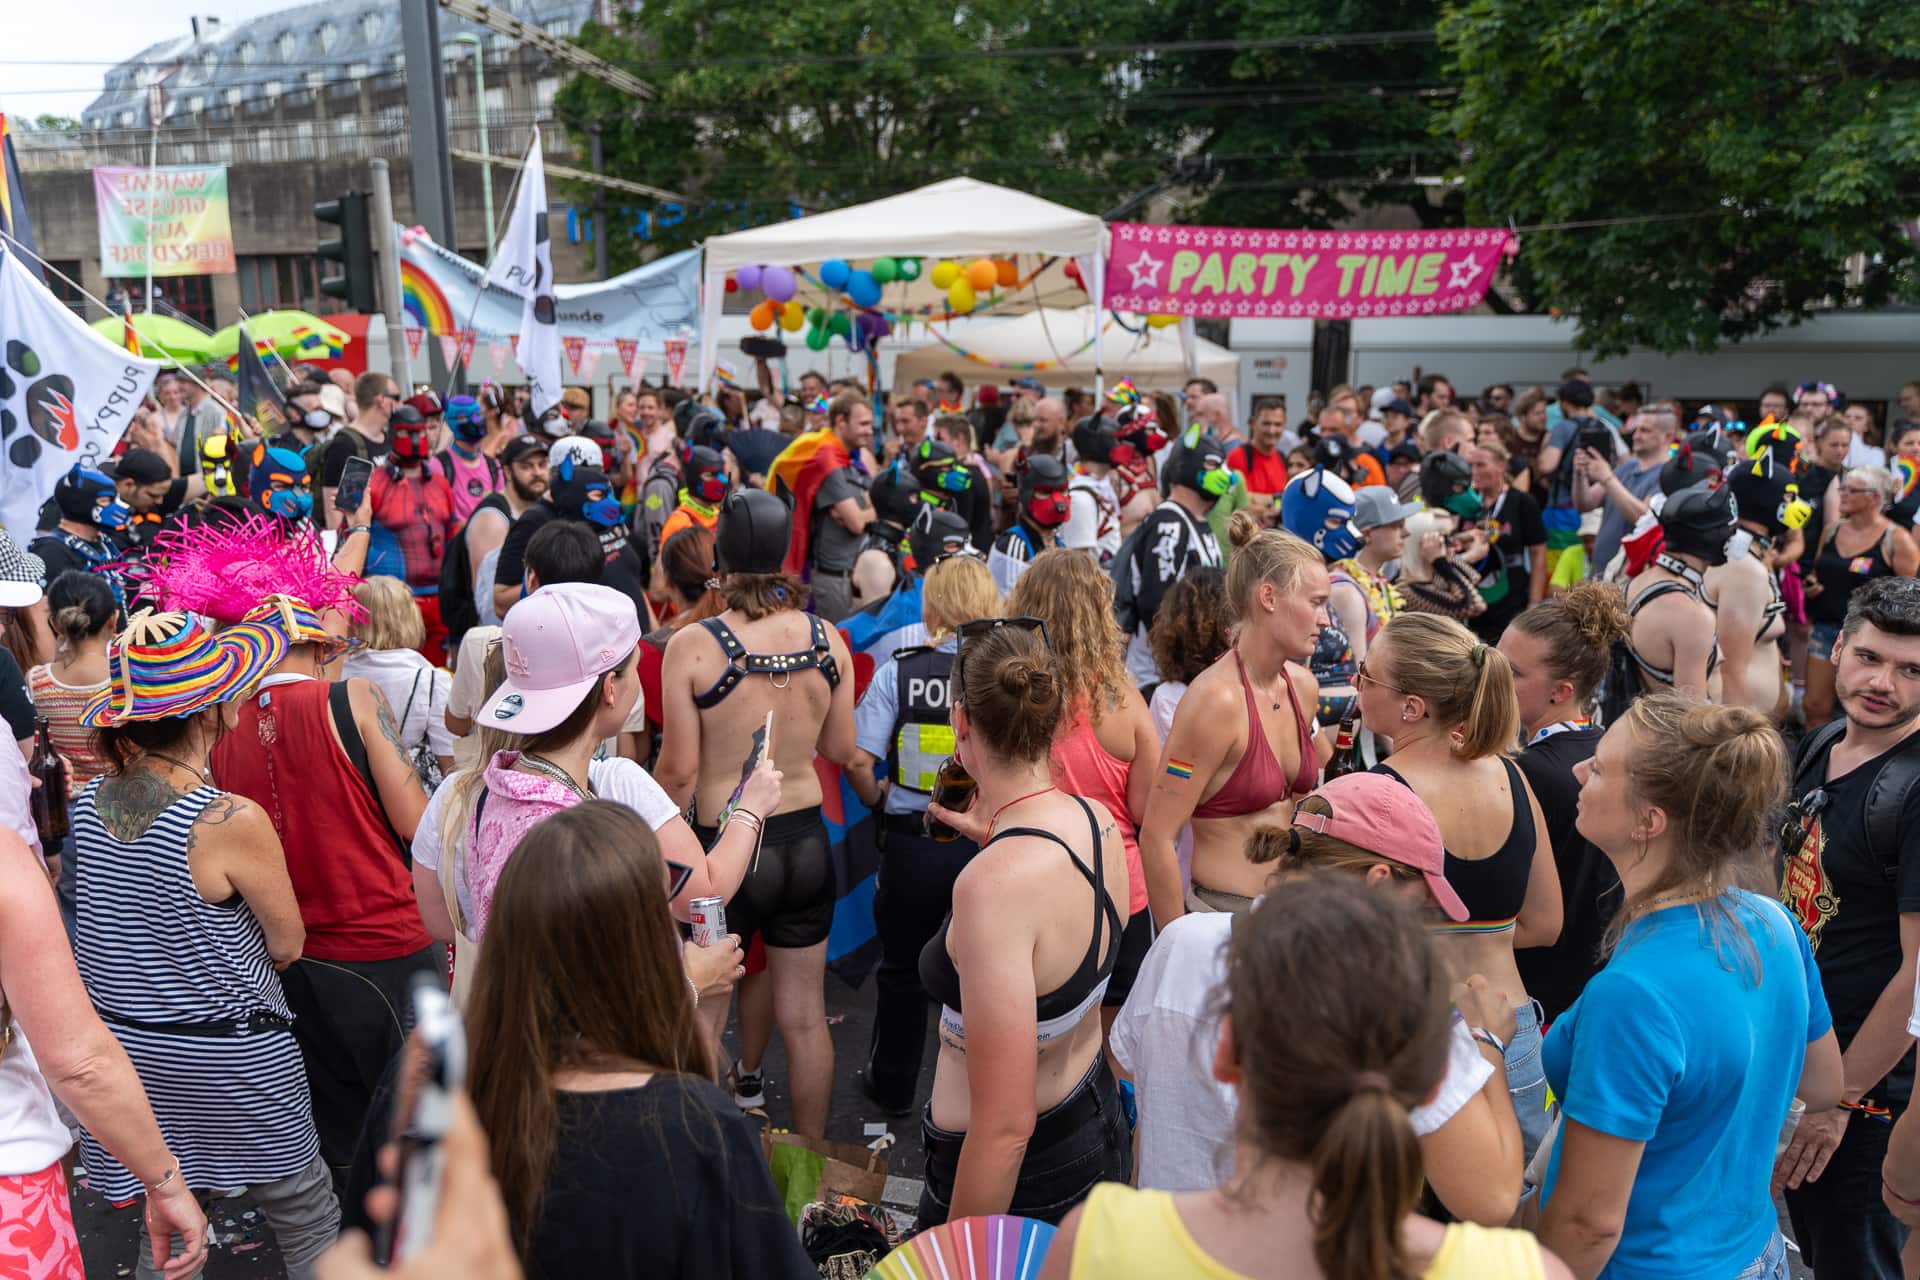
[1291, 772, 1468, 922]
[479, 582, 642, 735]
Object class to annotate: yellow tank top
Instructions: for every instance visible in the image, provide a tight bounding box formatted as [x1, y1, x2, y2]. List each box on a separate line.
[1065, 1185, 1547, 1280]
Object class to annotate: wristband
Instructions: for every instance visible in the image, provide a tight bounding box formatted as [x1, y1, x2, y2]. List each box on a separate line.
[1469, 1026, 1508, 1058]
[345, 524, 371, 535]
[146, 1167, 177, 1193]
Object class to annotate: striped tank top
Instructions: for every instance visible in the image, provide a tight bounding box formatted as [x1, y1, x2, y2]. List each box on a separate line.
[71, 780, 319, 1197]
[26, 665, 110, 784]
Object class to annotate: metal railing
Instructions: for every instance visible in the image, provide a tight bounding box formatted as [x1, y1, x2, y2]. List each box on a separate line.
[16, 110, 572, 170]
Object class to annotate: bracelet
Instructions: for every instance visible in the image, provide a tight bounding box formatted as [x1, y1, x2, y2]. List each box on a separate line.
[727, 811, 763, 835]
[1469, 1026, 1508, 1058]
[147, 1167, 177, 1193]
[1841, 1098, 1892, 1121]
[345, 524, 371, 535]
[686, 974, 700, 1009]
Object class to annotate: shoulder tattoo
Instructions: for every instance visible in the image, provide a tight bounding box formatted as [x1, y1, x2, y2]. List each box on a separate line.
[95, 769, 182, 843]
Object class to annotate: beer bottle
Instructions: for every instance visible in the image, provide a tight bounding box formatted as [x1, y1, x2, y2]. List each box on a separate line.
[923, 755, 978, 842]
[1323, 717, 1362, 781]
[28, 717, 69, 846]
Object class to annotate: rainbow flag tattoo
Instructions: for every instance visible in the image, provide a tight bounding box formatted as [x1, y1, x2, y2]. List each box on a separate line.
[1166, 759, 1196, 781]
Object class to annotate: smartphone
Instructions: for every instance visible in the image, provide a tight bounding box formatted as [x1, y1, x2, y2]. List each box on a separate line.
[334, 454, 375, 518]
[378, 977, 466, 1267]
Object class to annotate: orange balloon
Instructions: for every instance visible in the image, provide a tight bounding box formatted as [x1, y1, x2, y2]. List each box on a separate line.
[994, 258, 1018, 288]
[965, 258, 998, 291]
[749, 299, 776, 330]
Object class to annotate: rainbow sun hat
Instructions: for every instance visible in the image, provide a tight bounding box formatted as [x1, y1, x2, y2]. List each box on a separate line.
[81, 610, 289, 728]
[242, 593, 352, 657]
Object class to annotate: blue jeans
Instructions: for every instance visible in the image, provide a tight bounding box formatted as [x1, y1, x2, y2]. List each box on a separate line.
[1506, 999, 1551, 1169]
[1732, 1231, 1790, 1280]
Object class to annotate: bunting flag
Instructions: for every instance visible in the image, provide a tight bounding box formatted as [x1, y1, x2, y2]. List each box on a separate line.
[0, 114, 42, 283]
[438, 333, 461, 371]
[663, 336, 688, 387]
[488, 339, 513, 378]
[403, 325, 425, 361]
[562, 335, 587, 377]
[457, 328, 478, 367]
[615, 337, 640, 383]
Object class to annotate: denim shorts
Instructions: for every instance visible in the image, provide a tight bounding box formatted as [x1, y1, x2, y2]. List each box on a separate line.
[1506, 999, 1551, 1170]
[1732, 1231, 1789, 1280]
[1809, 622, 1842, 663]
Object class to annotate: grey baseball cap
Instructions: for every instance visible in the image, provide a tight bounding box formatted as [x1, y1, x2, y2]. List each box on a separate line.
[1351, 487, 1422, 530]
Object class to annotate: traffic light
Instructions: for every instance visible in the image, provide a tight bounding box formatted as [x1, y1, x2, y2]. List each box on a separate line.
[315, 192, 377, 313]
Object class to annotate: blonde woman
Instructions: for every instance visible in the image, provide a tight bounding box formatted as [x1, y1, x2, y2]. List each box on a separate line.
[848, 553, 1002, 1116]
[344, 575, 454, 782]
[1356, 612, 1559, 1165]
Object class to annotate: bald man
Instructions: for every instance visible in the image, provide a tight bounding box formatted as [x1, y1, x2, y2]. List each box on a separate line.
[1193, 392, 1241, 446]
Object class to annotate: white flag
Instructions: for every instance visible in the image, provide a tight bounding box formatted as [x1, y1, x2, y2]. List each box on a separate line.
[0, 244, 163, 541]
[484, 133, 563, 417]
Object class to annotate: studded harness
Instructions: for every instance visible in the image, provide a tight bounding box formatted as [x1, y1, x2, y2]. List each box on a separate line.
[691, 614, 842, 710]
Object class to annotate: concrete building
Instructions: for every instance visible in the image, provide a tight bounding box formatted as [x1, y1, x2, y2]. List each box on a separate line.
[15, 0, 605, 327]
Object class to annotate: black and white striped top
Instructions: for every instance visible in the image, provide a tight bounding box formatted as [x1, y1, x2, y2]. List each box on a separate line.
[72, 779, 319, 1197]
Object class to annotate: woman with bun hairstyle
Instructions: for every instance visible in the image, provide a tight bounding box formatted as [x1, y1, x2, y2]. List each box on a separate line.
[1360, 612, 1560, 1164]
[29, 570, 118, 915]
[1539, 696, 1841, 1280]
[1139, 512, 1326, 923]
[914, 622, 1131, 1226]
[1498, 583, 1632, 1022]
[1047, 877, 1567, 1280]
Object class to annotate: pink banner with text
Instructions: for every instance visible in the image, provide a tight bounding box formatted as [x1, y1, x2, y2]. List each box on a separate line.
[1103, 223, 1517, 319]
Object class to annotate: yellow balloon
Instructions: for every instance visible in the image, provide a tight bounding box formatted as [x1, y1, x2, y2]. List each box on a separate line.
[779, 300, 805, 331]
[1147, 313, 1178, 329]
[947, 279, 977, 314]
[965, 258, 998, 291]
[929, 260, 961, 289]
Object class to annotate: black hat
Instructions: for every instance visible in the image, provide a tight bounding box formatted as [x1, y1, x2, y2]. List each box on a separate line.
[1381, 398, 1416, 419]
[1419, 449, 1479, 516]
[1388, 440, 1422, 464]
[683, 404, 730, 453]
[500, 434, 546, 466]
[118, 447, 172, 486]
[870, 459, 924, 529]
[581, 418, 617, 443]
[715, 489, 792, 576]
[1726, 453, 1810, 537]
[908, 500, 974, 569]
[1660, 440, 1724, 496]
[1071, 414, 1125, 467]
[1658, 479, 1739, 565]
[1556, 380, 1595, 408]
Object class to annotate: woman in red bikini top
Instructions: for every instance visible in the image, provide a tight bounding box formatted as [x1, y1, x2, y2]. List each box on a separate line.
[1141, 513, 1330, 923]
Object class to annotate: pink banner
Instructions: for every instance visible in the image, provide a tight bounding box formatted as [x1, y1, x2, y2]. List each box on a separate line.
[1103, 223, 1517, 319]
[403, 325, 425, 361]
[562, 335, 588, 377]
[663, 337, 688, 387]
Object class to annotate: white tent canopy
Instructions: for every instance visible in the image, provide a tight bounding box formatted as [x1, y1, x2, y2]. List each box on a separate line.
[893, 308, 1237, 403]
[698, 177, 1109, 391]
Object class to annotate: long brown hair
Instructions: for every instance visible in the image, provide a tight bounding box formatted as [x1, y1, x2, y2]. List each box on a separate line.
[1006, 548, 1126, 723]
[466, 802, 711, 1247]
[1225, 876, 1450, 1280]
[657, 526, 723, 629]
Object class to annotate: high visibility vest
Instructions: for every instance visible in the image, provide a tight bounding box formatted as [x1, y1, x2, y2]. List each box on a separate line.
[889, 643, 957, 793]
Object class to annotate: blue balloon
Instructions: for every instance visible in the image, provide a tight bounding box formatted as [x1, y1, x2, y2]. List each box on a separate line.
[847, 269, 882, 308]
[819, 258, 852, 290]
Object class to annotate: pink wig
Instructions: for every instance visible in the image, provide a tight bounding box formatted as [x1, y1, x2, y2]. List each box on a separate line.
[144, 514, 366, 625]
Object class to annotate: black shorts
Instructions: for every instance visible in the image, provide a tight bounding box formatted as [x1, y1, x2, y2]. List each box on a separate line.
[1103, 909, 1154, 1008]
[695, 806, 835, 950]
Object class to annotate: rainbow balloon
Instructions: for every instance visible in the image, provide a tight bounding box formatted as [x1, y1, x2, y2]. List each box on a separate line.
[399, 258, 456, 335]
[865, 1215, 1055, 1280]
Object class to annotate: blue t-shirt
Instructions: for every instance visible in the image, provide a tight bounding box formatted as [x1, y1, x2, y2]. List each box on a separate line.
[1541, 890, 1831, 1279]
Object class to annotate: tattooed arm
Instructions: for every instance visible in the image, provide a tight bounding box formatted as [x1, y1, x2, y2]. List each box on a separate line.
[187, 794, 304, 966]
[345, 678, 428, 842]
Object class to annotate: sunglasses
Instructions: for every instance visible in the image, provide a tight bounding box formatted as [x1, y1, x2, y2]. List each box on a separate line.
[1354, 658, 1403, 695]
[954, 615, 1050, 693]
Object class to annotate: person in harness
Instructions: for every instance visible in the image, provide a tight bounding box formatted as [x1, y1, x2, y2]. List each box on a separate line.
[989, 452, 1071, 595]
[843, 499, 978, 660]
[850, 459, 924, 613]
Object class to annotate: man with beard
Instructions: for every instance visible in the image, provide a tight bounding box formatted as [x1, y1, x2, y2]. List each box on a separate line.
[1780, 576, 1920, 1280]
[492, 453, 650, 625]
[31, 465, 129, 592]
[442, 433, 549, 654]
[366, 409, 458, 660]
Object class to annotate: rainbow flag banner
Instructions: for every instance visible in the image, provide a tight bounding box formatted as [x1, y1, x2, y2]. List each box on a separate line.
[395, 225, 700, 376]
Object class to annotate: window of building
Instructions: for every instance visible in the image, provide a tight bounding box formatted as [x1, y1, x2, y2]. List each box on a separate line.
[305, 70, 323, 89]
[224, 88, 242, 107]
[237, 255, 321, 316]
[278, 31, 296, 60]
[490, 33, 513, 53]
[485, 86, 506, 115]
[188, 94, 206, 113]
[348, 61, 370, 79]
[119, 109, 135, 126]
[389, 52, 406, 72]
[202, 50, 218, 72]
[238, 41, 255, 65]
[264, 80, 283, 99]
[361, 11, 381, 42]
[319, 20, 338, 52]
[536, 77, 560, 108]
[110, 277, 214, 329]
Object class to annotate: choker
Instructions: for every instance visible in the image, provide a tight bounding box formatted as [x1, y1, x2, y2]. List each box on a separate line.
[1653, 552, 1704, 590]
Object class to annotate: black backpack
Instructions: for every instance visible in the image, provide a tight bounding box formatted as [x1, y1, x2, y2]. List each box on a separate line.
[438, 491, 512, 659]
[1109, 524, 1145, 635]
[1781, 719, 1920, 884]
[437, 449, 503, 493]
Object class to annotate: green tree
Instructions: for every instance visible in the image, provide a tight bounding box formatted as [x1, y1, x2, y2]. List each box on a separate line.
[557, 1, 1148, 268]
[1443, 0, 1920, 355]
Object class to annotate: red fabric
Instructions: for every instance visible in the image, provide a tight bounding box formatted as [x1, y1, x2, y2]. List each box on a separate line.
[637, 638, 667, 733]
[781, 436, 853, 575]
[213, 679, 434, 962]
[415, 592, 447, 665]
[0, 1162, 82, 1280]
[1051, 711, 1149, 914]
[1229, 443, 1290, 496]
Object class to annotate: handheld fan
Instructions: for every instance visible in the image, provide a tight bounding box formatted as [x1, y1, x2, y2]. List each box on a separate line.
[865, 1214, 1056, 1280]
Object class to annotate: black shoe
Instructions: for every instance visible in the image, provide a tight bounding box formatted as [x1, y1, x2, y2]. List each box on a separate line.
[857, 1070, 914, 1119]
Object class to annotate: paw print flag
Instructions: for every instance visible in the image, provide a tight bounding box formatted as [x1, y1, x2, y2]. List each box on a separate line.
[0, 242, 163, 541]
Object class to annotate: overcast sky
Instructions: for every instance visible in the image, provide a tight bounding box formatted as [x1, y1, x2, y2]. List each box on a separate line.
[4, 0, 295, 122]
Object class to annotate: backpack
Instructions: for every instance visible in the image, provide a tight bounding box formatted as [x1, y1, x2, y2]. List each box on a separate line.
[1109, 523, 1146, 635]
[438, 492, 511, 657]
[1781, 718, 1920, 884]
[437, 449, 503, 495]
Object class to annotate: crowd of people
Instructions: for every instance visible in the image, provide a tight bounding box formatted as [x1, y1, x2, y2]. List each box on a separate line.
[1, 356, 1919, 1280]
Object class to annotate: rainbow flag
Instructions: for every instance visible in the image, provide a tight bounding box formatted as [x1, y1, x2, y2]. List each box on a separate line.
[122, 314, 142, 356]
[764, 427, 839, 499]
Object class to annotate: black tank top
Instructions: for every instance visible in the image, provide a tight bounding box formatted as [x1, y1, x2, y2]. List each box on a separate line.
[1809, 523, 1897, 627]
[1375, 758, 1536, 929]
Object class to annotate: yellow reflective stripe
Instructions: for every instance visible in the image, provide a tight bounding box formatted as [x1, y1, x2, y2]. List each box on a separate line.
[895, 721, 957, 790]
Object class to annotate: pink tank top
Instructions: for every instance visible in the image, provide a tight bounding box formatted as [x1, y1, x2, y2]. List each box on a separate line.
[441, 447, 500, 526]
[1051, 707, 1148, 914]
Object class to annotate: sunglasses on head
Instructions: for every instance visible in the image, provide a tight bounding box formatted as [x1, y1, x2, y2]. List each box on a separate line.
[954, 615, 1050, 693]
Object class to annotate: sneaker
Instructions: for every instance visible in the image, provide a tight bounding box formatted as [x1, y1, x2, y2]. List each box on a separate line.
[731, 1061, 766, 1110]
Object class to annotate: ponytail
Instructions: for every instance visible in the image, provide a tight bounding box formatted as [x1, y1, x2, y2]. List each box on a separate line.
[1457, 640, 1521, 759]
[1376, 615, 1521, 758]
[1309, 1084, 1426, 1280]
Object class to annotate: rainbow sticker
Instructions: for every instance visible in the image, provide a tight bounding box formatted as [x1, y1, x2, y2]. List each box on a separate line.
[866, 1215, 1056, 1280]
[1896, 456, 1919, 502]
[1166, 759, 1195, 781]
[399, 258, 456, 335]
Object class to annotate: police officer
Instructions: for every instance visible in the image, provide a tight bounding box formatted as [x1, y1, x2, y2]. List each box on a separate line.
[847, 544, 999, 1116]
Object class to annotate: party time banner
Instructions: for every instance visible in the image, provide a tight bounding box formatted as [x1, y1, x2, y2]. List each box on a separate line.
[93, 164, 235, 277]
[1104, 222, 1516, 319]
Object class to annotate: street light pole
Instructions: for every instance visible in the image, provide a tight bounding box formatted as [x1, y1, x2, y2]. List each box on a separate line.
[453, 34, 496, 259]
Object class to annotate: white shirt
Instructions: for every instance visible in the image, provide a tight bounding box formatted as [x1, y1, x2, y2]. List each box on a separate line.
[1112, 912, 1494, 1191]
[343, 647, 454, 764]
[1846, 434, 1888, 471]
[1062, 470, 1123, 565]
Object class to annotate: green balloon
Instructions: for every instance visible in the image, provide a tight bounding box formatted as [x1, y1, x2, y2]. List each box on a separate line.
[806, 324, 830, 351]
[872, 256, 898, 284]
[897, 257, 922, 281]
[828, 311, 853, 338]
[807, 306, 827, 326]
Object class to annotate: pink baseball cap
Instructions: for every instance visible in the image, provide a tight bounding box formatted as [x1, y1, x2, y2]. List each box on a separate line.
[480, 583, 642, 735]
[1290, 772, 1468, 922]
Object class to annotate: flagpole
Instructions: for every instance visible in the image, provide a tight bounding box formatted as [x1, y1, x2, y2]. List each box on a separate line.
[441, 134, 532, 403]
[143, 81, 162, 316]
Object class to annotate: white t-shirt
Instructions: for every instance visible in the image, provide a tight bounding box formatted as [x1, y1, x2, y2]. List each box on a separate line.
[343, 647, 454, 763]
[1112, 912, 1494, 1191]
[1062, 470, 1122, 565]
[414, 756, 681, 924]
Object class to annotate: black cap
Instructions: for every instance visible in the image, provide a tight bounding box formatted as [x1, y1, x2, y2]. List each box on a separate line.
[1557, 380, 1595, 408]
[118, 447, 172, 485]
[714, 489, 793, 576]
[1071, 414, 1124, 466]
[1381, 398, 1416, 418]
[500, 434, 546, 466]
[908, 501, 974, 569]
[391, 404, 427, 427]
[1388, 440, 1422, 464]
[582, 418, 617, 442]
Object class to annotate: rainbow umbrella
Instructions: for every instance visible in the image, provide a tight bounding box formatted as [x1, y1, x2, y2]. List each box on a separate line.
[207, 310, 351, 361]
[88, 312, 213, 362]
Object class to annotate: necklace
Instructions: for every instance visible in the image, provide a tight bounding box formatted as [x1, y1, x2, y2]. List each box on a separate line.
[519, 752, 591, 800]
[143, 750, 212, 784]
[988, 784, 1057, 832]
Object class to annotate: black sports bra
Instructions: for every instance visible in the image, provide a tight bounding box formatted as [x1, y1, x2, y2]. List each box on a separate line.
[1626, 577, 1721, 688]
[692, 614, 842, 709]
[919, 795, 1121, 1046]
[1375, 759, 1536, 931]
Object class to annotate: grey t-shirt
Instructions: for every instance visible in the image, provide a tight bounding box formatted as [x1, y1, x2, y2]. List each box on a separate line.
[1590, 455, 1667, 576]
[811, 467, 870, 574]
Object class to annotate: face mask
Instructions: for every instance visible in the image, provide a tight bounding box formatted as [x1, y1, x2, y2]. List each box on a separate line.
[1441, 487, 1483, 519]
[581, 490, 622, 528]
[1108, 442, 1139, 467]
[931, 466, 970, 494]
[263, 486, 314, 520]
[1199, 465, 1239, 500]
[1026, 486, 1071, 528]
[302, 410, 332, 431]
[690, 470, 730, 504]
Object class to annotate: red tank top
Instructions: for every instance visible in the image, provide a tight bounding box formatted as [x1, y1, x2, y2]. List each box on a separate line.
[1191, 649, 1318, 820]
[212, 678, 432, 962]
[1050, 706, 1148, 915]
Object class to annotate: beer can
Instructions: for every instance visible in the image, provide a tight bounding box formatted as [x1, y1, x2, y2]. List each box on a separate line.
[689, 896, 728, 948]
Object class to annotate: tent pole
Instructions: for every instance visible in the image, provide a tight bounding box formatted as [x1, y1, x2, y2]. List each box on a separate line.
[1090, 246, 1105, 403]
[697, 264, 724, 393]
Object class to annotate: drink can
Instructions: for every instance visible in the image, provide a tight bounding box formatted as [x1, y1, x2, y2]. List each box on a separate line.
[689, 896, 728, 947]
